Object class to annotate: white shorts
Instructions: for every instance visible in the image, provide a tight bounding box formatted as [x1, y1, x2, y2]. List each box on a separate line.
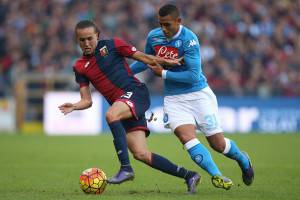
[163, 86, 223, 136]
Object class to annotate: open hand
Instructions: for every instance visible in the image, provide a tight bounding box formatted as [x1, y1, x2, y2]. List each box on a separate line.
[58, 103, 75, 115]
[162, 56, 184, 66]
[147, 60, 163, 77]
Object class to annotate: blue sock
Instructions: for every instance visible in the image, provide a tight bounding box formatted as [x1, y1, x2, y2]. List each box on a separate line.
[108, 121, 131, 168]
[186, 140, 221, 176]
[224, 139, 249, 170]
[150, 153, 192, 180]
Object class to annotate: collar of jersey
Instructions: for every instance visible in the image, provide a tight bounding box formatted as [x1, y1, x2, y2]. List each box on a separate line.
[167, 25, 183, 42]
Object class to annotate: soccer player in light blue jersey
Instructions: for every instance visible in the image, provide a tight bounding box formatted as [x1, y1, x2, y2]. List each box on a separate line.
[131, 4, 254, 189]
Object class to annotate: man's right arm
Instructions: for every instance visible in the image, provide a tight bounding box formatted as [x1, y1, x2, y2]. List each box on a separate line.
[58, 86, 92, 115]
[59, 66, 92, 115]
[130, 35, 154, 75]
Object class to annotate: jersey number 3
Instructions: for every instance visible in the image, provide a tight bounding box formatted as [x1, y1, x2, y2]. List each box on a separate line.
[121, 92, 133, 99]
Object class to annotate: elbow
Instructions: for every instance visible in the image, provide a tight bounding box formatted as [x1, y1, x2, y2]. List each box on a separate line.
[189, 72, 201, 83]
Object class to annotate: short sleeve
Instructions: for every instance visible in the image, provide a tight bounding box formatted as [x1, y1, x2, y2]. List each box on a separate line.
[73, 67, 89, 87]
[113, 38, 138, 57]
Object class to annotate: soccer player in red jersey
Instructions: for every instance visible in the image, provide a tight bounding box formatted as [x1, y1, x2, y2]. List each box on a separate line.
[58, 20, 200, 193]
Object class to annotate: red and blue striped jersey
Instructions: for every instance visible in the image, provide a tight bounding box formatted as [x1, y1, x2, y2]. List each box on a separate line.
[73, 38, 141, 104]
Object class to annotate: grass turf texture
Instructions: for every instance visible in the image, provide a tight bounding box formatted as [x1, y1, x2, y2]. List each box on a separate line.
[0, 133, 300, 200]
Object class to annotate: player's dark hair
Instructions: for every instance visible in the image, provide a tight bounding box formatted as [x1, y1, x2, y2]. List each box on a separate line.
[75, 20, 100, 35]
[159, 4, 179, 18]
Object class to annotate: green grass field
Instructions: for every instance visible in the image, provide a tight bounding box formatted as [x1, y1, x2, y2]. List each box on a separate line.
[0, 133, 300, 200]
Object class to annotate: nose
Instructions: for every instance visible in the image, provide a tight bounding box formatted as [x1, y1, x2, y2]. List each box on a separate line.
[162, 26, 167, 32]
[84, 40, 89, 46]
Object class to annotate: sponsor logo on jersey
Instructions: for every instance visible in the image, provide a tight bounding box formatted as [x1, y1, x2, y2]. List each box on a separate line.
[99, 45, 109, 56]
[155, 46, 179, 59]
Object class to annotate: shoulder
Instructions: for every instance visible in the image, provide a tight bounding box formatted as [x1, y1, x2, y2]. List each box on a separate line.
[181, 26, 199, 41]
[181, 26, 200, 48]
[148, 27, 162, 36]
[111, 37, 132, 47]
[74, 57, 89, 74]
[98, 38, 114, 47]
[147, 27, 163, 39]
[111, 37, 123, 43]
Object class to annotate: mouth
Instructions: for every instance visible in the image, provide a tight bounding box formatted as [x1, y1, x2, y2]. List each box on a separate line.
[163, 32, 171, 38]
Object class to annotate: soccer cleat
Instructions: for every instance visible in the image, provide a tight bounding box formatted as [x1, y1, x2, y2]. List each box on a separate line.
[241, 151, 254, 186]
[107, 168, 135, 184]
[185, 172, 201, 194]
[211, 175, 233, 190]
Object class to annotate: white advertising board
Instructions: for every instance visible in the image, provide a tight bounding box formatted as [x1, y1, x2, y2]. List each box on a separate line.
[44, 92, 102, 135]
[0, 98, 16, 132]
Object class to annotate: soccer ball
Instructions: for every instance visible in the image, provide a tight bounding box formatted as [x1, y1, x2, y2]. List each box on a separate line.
[79, 167, 107, 195]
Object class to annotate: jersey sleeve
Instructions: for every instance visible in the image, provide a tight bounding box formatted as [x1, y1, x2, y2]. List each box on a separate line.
[113, 37, 138, 57]
[130, 33, 154, 74]
[165, 33, 201, 83]
[73, 67, 89, 87]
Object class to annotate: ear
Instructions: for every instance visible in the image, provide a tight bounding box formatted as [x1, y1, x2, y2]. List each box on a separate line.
[177, 17, 182, 24]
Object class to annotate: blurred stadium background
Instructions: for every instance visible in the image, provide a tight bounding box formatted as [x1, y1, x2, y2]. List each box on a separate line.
[1, 1, 300, 200]
[0, 0, 299, 134]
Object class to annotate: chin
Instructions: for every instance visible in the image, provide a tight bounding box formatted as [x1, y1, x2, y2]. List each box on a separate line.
[84, 52, 92, 56]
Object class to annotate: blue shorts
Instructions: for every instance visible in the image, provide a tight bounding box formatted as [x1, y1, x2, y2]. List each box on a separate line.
[116, 83, 150, 136]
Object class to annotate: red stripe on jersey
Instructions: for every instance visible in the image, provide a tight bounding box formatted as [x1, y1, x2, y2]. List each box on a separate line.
[114, 38, 137, 57]
[74, 56, 124, 102]
[79, 83, 89, 88]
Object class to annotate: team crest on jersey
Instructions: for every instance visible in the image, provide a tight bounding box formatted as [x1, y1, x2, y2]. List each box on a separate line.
[155, 46, 179, 59]
[99, 46, 109, 57]
[175, 40, 182, 48]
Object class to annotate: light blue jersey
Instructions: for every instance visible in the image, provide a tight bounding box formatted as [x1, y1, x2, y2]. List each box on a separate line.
[131, 25, 207, 95]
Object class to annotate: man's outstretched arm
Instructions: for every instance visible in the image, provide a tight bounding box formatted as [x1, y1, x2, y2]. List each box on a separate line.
[58, 86, 92, 115]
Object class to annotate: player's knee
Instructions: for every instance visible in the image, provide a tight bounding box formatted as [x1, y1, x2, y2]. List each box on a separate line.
[209, 140, 226, 153]
[105, 109, 119, 122]
[132, 150, 150, 163]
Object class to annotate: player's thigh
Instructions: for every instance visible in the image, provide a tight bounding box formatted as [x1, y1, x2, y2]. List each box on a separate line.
[163, 100, 195, 131]
[108, 101, 133, 120]
[192, 87, 223, 136]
